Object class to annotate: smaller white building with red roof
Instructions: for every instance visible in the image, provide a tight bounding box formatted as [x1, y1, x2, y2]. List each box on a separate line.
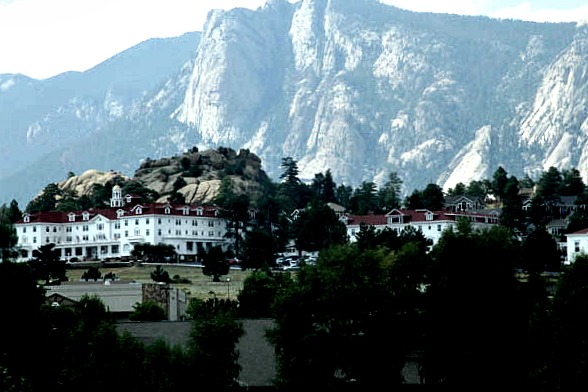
[344, 208, 500, 247]
[565, 228, 588, 264]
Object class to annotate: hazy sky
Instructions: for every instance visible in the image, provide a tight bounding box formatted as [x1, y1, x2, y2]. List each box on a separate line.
[1, 0, 587, 79]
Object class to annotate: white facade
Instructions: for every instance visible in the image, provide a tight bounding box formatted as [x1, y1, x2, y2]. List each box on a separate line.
[14, 189, 229, 262]
[566, 228, 588, 264]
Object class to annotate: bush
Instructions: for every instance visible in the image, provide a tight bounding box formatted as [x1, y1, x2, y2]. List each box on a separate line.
[129, 300, 166, 321]
[172, 274, 192, 284]
[81, 266, 101, 281]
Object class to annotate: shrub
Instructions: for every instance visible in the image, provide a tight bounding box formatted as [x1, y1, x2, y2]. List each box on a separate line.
[129, 300, 166, 321]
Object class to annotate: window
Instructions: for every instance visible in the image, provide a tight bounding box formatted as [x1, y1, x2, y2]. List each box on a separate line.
[135, 219, 139, 225]
[176, 230, 181, 235]
[187, 241, 193, 251]
[83, 212, 89, 221]
[146, 218, 150, 224]
[158, 229, 162, 236]
[68, 214, 75, 222]
[146, 229, 150, 236]
[46, 226, 50, 232]
[165, 207, 171, 214]
[196, 207, 203, 216]
[192, 220, 197, 226]
[97, 223, 104, 230]
[66, 227, 72, 232]
[425, 213, 433, 221]
[82, 235, 89, 241]
[124, 231, 128, 237]
[176, 219, 181, 225]
[208, 221, 214, 227]
[24, 215, 30, 223]
[575, 241, 581, 253]
[209, 231, 214, 237]
[125, 220, 128, 226]
[33, 237, 37, 243]
[33, 226, 36, 232]
[134, 228, 140, 236]
[23, 227, 26, 233]
[111, 245, 119, 254]
[437, 225, 442, 232]
[83, 225, 89, 232]
[158, 218, 161, 224]
[66, 236, 72, 242]
[115, 222, 120, 229]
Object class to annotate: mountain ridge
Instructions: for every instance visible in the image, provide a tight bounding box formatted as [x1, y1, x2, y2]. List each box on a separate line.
[1, 0, 587, 207]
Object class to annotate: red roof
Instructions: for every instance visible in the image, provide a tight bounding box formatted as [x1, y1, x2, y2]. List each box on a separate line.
[16, 202, 222, 224]
[569, 228, 588, 235]
[386, 208, 498, 224]
[345, 214, 388, 226]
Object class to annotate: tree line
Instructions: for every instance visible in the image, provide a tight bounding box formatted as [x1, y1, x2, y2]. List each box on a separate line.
[237, 220, 588, 389]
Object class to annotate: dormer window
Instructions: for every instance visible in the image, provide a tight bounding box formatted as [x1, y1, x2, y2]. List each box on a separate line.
[135, 207, 142, 215]
[214, 210, 219, 217]
[164, 207, 171, 215]
[196, 207, 203, 216]
[425, 212, 433, 221]
[82, 212, 90, 221]
[117, 209, 125, 218]
[68, 213, 76, 222]
[183, 206, 190, 215]
[23, 215, 30, 223]
[388, 215, 402, 224]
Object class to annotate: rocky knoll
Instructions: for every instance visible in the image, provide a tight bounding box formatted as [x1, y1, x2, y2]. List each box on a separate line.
[53, 147, 270, 206]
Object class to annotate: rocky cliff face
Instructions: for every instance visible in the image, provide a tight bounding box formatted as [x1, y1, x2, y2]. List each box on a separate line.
[175, 0, 586, 193]
[2, 0, 588, 205]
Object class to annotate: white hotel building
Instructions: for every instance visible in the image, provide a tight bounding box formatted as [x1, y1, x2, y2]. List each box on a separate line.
[14, 185, 228, 262]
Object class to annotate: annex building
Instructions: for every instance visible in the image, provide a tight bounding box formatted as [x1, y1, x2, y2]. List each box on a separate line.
[14, 185, 228, 262]
[344, 208, 500, 247]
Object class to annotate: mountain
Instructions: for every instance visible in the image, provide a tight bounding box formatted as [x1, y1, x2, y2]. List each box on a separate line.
[2, 0, 588, 207]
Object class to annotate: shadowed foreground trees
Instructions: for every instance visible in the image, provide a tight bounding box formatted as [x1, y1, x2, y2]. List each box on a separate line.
[0, 263, 244, 392]
[422, 224, 526, 386]
[550, 254, 588, 390]
[268, 244, 423, 388]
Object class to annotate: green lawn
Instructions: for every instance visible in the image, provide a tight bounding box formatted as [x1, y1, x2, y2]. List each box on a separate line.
[66, 263, 252, 300]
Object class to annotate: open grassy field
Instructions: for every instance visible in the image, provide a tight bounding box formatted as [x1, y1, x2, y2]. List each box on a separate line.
[65, 263, 253, 300]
